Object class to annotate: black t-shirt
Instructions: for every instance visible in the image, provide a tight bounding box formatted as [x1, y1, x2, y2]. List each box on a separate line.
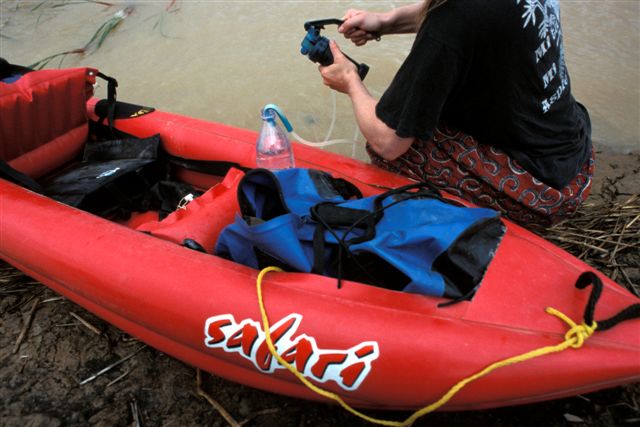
[376, 0, 591, 189]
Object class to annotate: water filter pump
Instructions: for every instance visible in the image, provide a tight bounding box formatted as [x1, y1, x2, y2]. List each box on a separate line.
[300, 19, 370, 80]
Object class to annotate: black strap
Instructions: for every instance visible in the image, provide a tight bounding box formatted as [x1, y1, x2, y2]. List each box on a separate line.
[309, 203, 392, 289]
[330, 177, 363, 200]
[575, 271, 640, 332]
[89, 117, 132, 141]
[93, 99, 155, 121]
[308, 182, 446, 290]
[96, 72, 118, 132]
[437, 285, 480, 308]
[310, 203, 375, 276]
[0, 58, 33, 80]
[312, 223, 327, 276]
[597, 304, 640, 332]
[307, 169, 362, 201]
[0, 159, 43, 193]
[183, 239, 207, 253]
[166, 155, 249, 175]
[373, 182, 442, 214]
[311, 203, 376, 242]
[311, 216, 377, 289]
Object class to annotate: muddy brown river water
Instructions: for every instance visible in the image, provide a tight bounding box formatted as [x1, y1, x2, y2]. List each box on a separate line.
[1, 0, 638, 158]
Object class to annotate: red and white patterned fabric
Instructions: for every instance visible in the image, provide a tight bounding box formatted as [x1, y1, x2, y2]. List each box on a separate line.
[367, 126, 594, 227]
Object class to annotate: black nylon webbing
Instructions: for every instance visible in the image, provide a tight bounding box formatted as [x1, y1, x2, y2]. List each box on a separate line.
[96, 72, 118, 132]
[0, 160, 43, 193]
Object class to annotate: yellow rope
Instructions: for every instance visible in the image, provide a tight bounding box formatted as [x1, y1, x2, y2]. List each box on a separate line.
[256, 266, 598, 427]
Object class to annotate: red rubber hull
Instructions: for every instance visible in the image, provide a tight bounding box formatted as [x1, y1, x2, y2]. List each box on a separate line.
[1, 101, 638, 411]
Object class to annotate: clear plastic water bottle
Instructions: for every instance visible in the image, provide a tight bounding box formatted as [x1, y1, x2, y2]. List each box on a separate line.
[256, 104, 295, 170]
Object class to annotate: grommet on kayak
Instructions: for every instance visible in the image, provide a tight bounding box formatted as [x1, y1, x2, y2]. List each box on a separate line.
[1, 64, 638, 412]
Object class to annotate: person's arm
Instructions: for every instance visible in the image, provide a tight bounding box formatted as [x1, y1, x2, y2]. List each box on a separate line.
[319, 41, 414, 160]
[339, 2, 424, 46]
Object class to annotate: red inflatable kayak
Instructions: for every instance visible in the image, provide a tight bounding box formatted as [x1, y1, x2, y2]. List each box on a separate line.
[1, 67, 638, 412]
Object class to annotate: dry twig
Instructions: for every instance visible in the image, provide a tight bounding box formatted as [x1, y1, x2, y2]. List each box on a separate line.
[106, 368, 132, 388]
[130, 396, 143, 427]
[196, 369, 240, 427]
[12, 298, 40, 354]
[79, 345, 146, 385]
[69, 311, 102, 335]
[41, 296, 64, 304]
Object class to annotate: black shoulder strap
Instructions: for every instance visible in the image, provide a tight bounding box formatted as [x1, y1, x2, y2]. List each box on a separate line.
[0, 160, 43, 193]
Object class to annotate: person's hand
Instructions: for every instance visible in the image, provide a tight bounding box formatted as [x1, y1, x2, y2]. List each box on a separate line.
[318, 40, 360, 94]
[338, 9, 383, 46]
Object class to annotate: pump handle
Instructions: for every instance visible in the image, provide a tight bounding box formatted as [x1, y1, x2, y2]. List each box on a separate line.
[341, 52, 369, 80]
[304, 19, 344, 31]
[304, 19, 381, 41]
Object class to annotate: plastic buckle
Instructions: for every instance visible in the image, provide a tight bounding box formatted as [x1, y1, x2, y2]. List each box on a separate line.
[178, 193, 195, 210]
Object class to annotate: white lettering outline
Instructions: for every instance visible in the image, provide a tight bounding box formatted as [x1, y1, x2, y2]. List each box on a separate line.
[204, 313, 380, 391]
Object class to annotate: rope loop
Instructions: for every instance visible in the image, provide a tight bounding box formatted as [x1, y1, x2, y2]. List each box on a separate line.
[566, 323, 595, 348]
[544, 307, 597, 348]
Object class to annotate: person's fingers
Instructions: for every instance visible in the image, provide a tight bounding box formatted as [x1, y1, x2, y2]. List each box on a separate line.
[328, 40, 345, 61]
[354, 38, 368, 47]
[340, 9, 363, 28]
[349, 30, 376, 46]
[346, 29, 368, 39]
[339, 10, 365, 34]
[343, 30, 369, 46]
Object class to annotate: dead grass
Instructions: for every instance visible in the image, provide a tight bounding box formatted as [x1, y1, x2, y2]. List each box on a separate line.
[539, 192, 640, 297]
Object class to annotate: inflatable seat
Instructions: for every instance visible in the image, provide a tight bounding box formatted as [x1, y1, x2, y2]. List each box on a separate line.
[0, 67, 96, 178]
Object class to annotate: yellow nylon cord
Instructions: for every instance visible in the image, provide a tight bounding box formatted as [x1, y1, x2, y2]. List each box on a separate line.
[256, 267, 598, 427]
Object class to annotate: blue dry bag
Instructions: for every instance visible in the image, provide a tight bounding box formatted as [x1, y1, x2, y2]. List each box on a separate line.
[216, 168, 504, 299]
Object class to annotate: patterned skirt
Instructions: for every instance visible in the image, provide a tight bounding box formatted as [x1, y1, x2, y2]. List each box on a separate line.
[366, 126, 594, 227]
